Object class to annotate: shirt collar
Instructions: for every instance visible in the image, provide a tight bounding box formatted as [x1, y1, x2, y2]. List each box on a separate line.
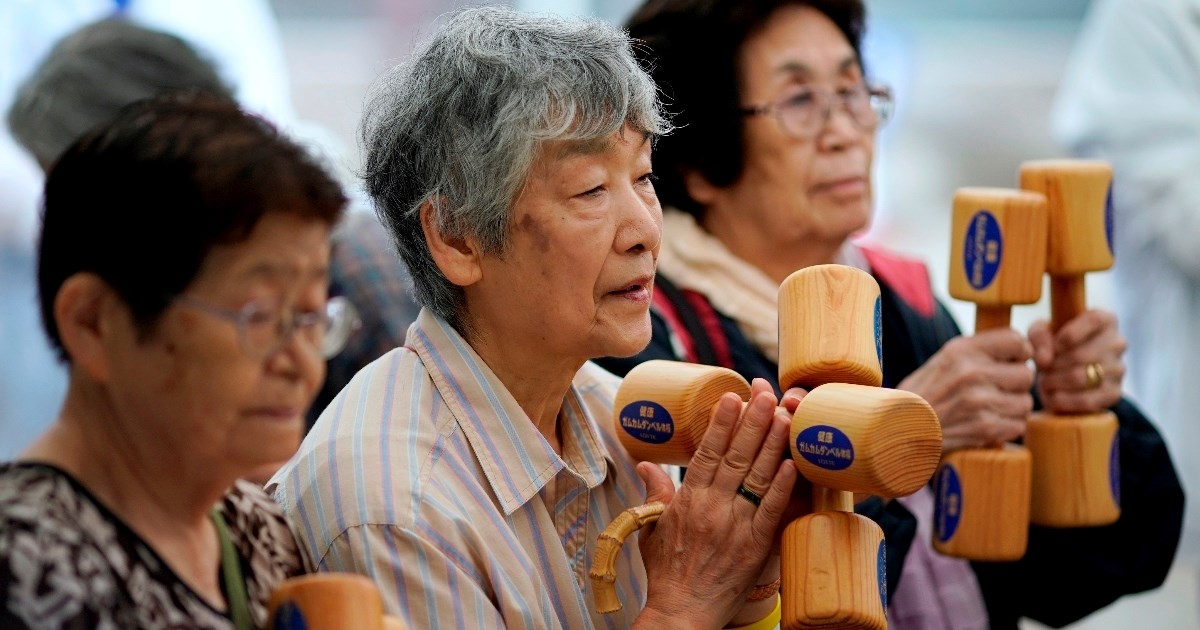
[406, 309, 614, 515]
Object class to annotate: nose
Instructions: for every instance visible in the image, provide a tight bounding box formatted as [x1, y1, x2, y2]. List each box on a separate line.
[267, 325, 326, 388]
[616, 184, 663, 255]
[817, 99, 868, 151]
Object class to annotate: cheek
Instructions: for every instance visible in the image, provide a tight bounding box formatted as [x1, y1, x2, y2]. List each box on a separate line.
[301, 353, 326, 401]
[545, 234, 611, 286]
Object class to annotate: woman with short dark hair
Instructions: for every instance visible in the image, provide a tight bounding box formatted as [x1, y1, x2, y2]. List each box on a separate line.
[1, 93, 348, 628]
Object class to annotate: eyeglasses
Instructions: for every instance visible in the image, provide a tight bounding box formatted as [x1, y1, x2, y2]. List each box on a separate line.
[173, 294, 361, 360]
[739, 83, 894, 140]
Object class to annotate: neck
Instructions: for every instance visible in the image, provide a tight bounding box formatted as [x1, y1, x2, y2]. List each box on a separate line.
[463, 326, 577, 456]
[21, 376, 229, 605]
[700, 206, 842, 284]
[22, 377, 230, 539]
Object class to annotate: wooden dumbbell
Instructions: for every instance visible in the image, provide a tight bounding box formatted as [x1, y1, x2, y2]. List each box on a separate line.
[597, 266, 940, 626]
[267, 573, 407, 629]
[936, 187, 1047, 561]
[614, 361, 752, 466]
[614, 361, 940, 498]
[1019, 159, 1121, 528]
[778, 264, 942, 630]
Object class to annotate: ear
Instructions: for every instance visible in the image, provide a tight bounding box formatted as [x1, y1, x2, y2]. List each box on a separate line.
[420, 199, 484, 288]
[684, 169, 719, 206]
[54, 273, 118, 382]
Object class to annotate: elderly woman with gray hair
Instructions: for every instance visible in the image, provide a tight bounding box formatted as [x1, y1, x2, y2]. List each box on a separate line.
[268, 6, 800, 629]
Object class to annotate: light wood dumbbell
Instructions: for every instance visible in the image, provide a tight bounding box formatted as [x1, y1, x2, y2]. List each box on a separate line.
[778, 264, 942, 630]
[267, 573, 407, 629]
[1019, 159, 1120, 528]
[937, 187, 1047, 561]
[594, 266, 941, 628]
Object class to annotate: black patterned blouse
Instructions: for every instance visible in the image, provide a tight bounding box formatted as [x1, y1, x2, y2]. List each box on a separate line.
[0, 462, 305, 629]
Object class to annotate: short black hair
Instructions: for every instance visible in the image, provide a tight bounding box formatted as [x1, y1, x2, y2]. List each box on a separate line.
[38, 93, 347, 361]
[626, 0, 866, 218]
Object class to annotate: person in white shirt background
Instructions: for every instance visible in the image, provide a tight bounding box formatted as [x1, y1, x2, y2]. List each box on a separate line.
[1052, 0, 1200, 627]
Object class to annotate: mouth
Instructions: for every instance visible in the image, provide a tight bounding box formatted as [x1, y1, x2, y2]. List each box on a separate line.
[812, 176, 867, 198]
[607, 274, 654, 300]
[248, 406, 304, 423]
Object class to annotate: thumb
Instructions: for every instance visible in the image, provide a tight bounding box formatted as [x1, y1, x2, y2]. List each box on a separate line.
[637, 461, 676, 506]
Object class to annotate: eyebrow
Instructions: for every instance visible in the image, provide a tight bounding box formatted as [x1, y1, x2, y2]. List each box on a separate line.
[774, 55, 860, 79]
[554, 130, 652, 160]
[241, 261, 331, 283]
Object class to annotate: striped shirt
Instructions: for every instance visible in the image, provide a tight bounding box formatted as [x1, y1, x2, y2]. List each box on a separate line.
[268, 309, 650, 628]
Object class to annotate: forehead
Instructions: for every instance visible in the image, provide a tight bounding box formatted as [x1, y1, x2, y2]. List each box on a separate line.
[527, 126, 652, 176]
[739, 4, 860, 82]
[547, 127, 651, 160]
[195, 214, 332, 286]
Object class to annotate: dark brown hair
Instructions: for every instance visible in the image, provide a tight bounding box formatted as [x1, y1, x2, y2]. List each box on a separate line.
[626, 0, 867, 218]
[38, 92, 347, 361]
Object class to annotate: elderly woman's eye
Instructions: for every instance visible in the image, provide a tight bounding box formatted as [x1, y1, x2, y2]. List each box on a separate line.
[581, 185, 605, 197]
[244, 302, 280, 327]
[637, 172, 657, 185]
[784, 90, 817, 109]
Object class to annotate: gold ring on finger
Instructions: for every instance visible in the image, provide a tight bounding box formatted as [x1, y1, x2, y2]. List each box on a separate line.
[1085, 362, 1104, 389]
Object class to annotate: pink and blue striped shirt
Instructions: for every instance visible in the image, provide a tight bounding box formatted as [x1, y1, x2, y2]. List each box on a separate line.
[268, 309, 650, 628]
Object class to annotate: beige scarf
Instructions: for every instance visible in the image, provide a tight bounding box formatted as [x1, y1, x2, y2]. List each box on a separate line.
[656, 208, 868, 363]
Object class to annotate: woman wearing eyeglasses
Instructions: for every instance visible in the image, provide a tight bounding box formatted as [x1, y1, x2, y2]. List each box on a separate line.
[597, 1, 1184, 629]
[0, 94, 350, 628]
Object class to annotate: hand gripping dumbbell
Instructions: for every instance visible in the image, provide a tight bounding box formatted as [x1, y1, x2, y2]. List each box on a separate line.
[936, 187, 1047, 561]
[1019, 159, 1121, 528]
[591, 265, 941, 630]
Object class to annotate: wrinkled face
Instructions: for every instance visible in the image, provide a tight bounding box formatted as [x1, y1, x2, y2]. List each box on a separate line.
[107, 213, 331, 473]
[723, 4, 877, 247]
[469, 124, 662, 364]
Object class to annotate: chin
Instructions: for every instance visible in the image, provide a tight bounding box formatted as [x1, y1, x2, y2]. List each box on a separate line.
[596, 324, 653, 359]
[240, 461, 284, 486]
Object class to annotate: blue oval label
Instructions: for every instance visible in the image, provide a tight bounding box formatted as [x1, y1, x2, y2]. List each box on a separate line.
[933, 464, 963, 543]
[272, 601, 309, 630]
[874, 296, 883, 369]
[964, 210, 1003, 290]
[795, 425, 854, 470]
[1105, 182, 1115, 256]
[877, 538, 887, 613]
[1110, 433, 1121, 507]
[618, 400, 674, 444]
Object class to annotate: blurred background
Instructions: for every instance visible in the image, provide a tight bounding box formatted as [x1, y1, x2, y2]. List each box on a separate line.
[0, 0, 1191, 627]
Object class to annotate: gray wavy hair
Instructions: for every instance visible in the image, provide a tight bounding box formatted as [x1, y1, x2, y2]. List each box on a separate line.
[360, 5, 671, 332]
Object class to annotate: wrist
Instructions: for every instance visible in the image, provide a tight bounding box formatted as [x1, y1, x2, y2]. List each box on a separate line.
[726, 573, 781, 626]
[635, 603, 707, 630]
[725, 595, 781, 630]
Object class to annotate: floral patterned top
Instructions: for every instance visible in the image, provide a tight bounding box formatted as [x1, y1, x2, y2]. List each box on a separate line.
[0, 462, 305, 629]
